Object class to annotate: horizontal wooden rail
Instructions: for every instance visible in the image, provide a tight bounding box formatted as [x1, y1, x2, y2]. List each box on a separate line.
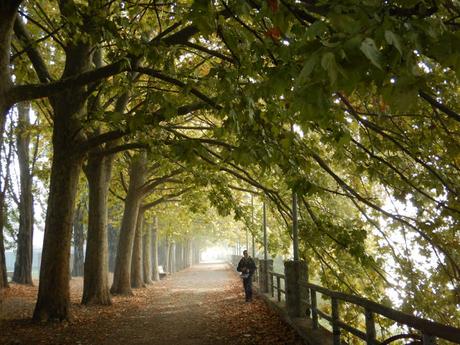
[263, 269, 460, 344]
[270, 271, 285, 278]
[299, 281, 460, 343]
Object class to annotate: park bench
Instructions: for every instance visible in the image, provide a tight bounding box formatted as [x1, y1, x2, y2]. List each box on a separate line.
[158, 265, 167, 279]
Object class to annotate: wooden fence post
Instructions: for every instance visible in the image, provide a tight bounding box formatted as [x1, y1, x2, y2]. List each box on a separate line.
[365, 308, 376, 345]
[332, 298, 341, 345]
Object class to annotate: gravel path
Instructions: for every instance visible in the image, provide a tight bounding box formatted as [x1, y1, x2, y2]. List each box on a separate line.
[0, 262, 304, 345]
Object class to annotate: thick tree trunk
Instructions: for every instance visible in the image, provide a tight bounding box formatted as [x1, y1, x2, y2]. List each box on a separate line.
[0, 191, 8, 289]
[111, 153, 146, 295]
[108, 224, 118, 273]
[0, 2, 18, 291]
[82, 151, 113, 305]
[0, 3, 16, 118]
[142, 219, 153, 285]
[72, 202, 85, 277]
[131, 209, 145, 288]
[13, 102, 34, 285]
[151, 217, 160, 282]
[33, 150, 83, 321]
[33, 35, 91, 321]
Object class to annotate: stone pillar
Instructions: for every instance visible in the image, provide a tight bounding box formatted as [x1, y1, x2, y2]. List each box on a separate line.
[258, 259, 273, 294]
[284, 260, 309, 318]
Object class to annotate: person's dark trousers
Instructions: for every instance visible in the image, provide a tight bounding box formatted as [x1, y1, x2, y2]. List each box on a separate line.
[243, 276, 253, 301]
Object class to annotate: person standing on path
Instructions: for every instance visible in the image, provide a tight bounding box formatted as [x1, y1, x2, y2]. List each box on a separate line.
[236, 250, 257, 302]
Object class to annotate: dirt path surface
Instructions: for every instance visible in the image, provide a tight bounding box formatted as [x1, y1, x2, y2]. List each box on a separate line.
[0, 262, 304, 345]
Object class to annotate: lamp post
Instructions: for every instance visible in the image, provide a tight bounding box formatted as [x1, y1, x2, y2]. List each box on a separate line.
[263, 199, 267, 262]
[292, 191, 299, 261]
[251, 194, 255, 258]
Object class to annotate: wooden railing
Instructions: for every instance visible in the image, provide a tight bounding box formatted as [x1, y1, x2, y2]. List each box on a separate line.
[269, 271, 285, 302]
[266, 271, 460, 345]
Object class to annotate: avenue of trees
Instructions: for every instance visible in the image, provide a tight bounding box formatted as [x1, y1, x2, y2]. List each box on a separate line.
[0, 0, 459, 335]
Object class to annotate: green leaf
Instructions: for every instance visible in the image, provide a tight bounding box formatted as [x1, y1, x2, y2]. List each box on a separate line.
[360, 38, 382, 69]
[321, 52, 337, 85]
[306, 21, 328, 40]
[297, 54, 318, 84]
[384, 30, 403, 55]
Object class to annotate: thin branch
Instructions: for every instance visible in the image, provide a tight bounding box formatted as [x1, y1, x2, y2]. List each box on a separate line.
[141, 187, 192, 211]
[134, 67, 222, 109]
[183, 41, 234, 63]
[109, 187, 125, 202]
[418, 90, 460, 123]
[13, 17, 53, 83]
[309, 150, 460, 280]
[96, 143, 149, 157]
[120, 171, 128, 194]
[140, 168, 184, 195]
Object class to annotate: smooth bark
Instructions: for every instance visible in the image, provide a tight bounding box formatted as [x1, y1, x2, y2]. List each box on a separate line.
[185, 239, 192, 268]
[151, 217, 160, 281]
[13, 102, 34, 284]
[131, 209, 145, 288]
[108, 224, 118, 273]
[111, 152, 146, 295]
[72, 201, 85, 277]
[142, 220, 153, 285]
[168, 241, 176, 273]
[165, 240, 171, 273]
[82, 150, 113, 305]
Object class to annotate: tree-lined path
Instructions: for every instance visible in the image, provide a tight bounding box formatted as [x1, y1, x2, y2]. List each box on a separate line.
[0, 262, 304, 345]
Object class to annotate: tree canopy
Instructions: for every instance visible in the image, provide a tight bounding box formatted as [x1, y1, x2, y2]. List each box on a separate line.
[1, 0, 459, 330]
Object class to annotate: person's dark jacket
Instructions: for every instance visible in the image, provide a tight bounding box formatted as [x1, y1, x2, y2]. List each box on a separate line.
[237, 256, 256, 276]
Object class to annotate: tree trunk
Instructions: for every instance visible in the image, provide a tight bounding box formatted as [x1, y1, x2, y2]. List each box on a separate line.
[0, 190, 8, 289]
[176, 242, 183, 271]
[72, 201, 85, 277]
[0, 3, 16, 119]
[158, 237, 166, 268]
[185, 239, 192, 268]
[168, 241, 176, 273]
[131, 209, 145, 288]
[165, 240, 171, 273]
[33, 36, 91, 321]
[142, 219, 153, 285]
[193, 243, 200, 265]
[33, 149, 83, 321]
[82, 150, 113, 305]
[13, 102, 34, 285]
[151, 217, 160, 281]
[0, 3, 18, 291]
[108, 224, 118, 273]
[111, 152, 146, 295]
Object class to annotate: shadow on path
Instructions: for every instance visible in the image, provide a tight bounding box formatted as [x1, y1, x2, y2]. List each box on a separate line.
[0, 262, 304, 345]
